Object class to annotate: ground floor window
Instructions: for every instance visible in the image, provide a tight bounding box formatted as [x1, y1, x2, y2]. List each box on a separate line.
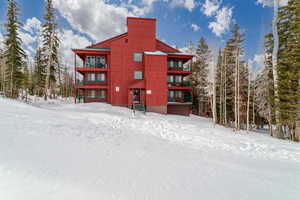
[168, 90, 182, 98]
[87, 90, 106, 98]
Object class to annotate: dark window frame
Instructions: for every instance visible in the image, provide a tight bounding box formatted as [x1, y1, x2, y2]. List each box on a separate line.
[134, 70, 143, 80]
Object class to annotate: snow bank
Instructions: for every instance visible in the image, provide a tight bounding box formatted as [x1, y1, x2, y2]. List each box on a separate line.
[0, 98, 299, 200]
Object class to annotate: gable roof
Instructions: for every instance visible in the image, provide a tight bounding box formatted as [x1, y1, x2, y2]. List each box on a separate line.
[156, 39, 180, 53]
[87, 32, 128, 49]
[86, 34, 181, 54]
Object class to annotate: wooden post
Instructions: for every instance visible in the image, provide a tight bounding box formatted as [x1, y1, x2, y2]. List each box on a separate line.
[74, 52, 77, 104]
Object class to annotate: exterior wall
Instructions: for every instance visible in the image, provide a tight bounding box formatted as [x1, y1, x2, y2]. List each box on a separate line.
[167, 104, 191, 116]
[110, 37, 127, 106]
[74, 17, 193, 115]
[127, 18, 156, 52]
[82, 90, 107, 103]
[110, 17, 157, 107]
[144, 54, 168, 113]
[147, 106, 167, 114]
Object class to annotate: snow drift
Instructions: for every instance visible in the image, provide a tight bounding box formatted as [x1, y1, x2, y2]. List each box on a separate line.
[0, 97, 299, 200]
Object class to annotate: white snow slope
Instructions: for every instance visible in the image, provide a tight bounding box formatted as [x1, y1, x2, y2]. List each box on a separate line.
[0, 97, 299, 200]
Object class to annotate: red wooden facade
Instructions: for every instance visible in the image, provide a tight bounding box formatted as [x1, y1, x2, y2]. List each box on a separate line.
[73, 17, 193, 115]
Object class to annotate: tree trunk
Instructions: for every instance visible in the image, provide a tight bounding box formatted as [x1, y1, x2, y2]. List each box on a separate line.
[253, 79, 256, 129]
[237, 48, 240, 131]
[234, 48, 238, 131]
[212, 63, 217, 124]
[247, 66, 251, 132]
[224, 52, 227, 126]
[219, 52, 223, 124]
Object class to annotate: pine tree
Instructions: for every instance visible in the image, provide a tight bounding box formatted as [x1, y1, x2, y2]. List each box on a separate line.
[41, 0, 59, 100]
[276, 0, 300, 141]
[192, 37, 210, 115]
[21, 60, 30, 102]
[33, 47, 46, 96]
[3, 0, 26, 98]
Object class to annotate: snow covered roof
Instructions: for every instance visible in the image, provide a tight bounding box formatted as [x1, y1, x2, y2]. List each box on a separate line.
[167, 52, 194, 56]
[73, 48, 111, 51]
[144, 51, 167, 55]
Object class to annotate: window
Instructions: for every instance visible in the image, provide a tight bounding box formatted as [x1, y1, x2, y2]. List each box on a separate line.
[95, 56, 106, 68]
[178, 60, 183, 68]
[87, 90, 96, 98]
[169, 90, 174, 98]
[175, 91, 183, 98]
[168, 75, 174, 83]
[134, 71, 143, 80]
[169, 60, 174, 68]
[175, 75, 182, 83]
[95, 73, 106, 81]
[87, 73, 95, 81]
[133, 53, 143, 62]
[85, 56, 95, 67]
[87, 90, 106, 98]
[96, 90, 106, 98]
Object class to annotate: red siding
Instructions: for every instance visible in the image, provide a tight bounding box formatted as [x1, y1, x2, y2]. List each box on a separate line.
[144, 54, 167, 106]
[74, 17, 193, 115]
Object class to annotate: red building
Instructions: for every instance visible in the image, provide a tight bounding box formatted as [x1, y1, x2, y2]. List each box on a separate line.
[73, 17, 193, 115]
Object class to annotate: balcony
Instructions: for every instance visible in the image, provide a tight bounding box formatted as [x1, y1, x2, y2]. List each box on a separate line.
[167, 81, 192, 87]
[75, 80, 108, 89]
[76, 64, 108, 74]
[168, 96, 192, 103]
[167, 81, 192, 91]
[168, 59, 192, 72]
[168, 89, 192, 104]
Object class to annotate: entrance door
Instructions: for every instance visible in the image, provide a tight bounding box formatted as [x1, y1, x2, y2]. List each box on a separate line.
[133, 89, 141, 104]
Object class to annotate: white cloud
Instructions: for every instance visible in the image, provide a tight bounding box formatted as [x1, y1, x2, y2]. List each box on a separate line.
[19, 31, 36, 46]
[191, 24, 200, 31]
[18, 17, 43, 62]
[53, 0, 138, 41]
[169, 0, 196, 11]
[248, 53, 265, 75]
[201, 0, 221, 17]
[23, 17, 42, 34]
[0, 32, 4, 49]
[58, 29, 91, 67]
[256, 0, 288, 7]
[17, 16, 91, 68]
[208, 6, 233, 37]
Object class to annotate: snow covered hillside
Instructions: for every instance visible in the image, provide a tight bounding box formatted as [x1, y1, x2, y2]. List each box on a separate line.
[0, 97, 299, 200]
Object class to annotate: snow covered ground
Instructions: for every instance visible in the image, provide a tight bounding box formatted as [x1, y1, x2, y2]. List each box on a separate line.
[0, 97, 299, 200]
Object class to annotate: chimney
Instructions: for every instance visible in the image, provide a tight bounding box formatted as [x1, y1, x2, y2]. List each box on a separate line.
[127, 17, 156, 51]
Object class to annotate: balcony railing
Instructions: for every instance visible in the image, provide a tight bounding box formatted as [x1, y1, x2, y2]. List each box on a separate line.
[168, 65, 191, 71]
[82, 63, 108, 68]
[168, 81, 192, 87]
[76, 80, 84, 85]
[168, 96, 192, 103]
[76, 80, 107, 85]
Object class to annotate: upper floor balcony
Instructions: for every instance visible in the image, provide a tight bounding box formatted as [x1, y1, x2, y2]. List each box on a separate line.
[75, 55, 109, 74]
[167, 75, 192, 90]
[167, 59, 192, 74]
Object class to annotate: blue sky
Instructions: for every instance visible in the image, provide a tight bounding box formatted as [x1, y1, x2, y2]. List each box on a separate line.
[0, 0, 280, 71]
